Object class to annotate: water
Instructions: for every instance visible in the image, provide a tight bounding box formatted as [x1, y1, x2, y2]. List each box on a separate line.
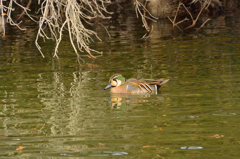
[1, 4, 240, 158]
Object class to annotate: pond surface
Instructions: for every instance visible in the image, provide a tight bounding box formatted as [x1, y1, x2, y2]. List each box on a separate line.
[1, 4, 240, 158]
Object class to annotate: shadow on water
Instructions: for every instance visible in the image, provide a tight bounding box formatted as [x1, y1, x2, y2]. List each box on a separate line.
[0, 1, 240, 158]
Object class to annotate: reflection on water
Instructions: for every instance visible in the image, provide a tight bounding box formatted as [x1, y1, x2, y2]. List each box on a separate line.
[109, 93, 152, 109]
[60, 151, 128, 157]
[0, 3, 240, 158]
[181, 146, 203, 150]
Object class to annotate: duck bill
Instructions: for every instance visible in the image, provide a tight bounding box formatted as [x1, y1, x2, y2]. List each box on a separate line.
[104, 83, 112, 90]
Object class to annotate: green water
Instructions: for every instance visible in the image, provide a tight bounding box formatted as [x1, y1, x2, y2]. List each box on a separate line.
[1, 6, 240, 159]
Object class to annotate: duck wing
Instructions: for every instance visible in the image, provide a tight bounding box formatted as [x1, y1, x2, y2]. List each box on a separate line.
[142, 79, 169, 86]
[126, 78, 169, 93]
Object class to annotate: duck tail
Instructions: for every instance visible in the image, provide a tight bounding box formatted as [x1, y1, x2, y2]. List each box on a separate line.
[156, 79, 169, 90]
[160, 79, 169, 85]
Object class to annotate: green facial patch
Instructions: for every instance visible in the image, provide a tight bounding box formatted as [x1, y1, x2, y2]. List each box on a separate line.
[115, 75, 126, 83]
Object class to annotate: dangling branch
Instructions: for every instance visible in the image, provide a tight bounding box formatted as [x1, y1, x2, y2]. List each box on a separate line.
[134, 0, 158, 31]
[2, 0, 114, 58]
[168, 0, 212, 31]
[15, 0, 32, 23]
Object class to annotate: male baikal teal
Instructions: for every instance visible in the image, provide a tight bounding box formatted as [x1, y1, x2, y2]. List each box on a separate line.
[104, 74, 169, 94]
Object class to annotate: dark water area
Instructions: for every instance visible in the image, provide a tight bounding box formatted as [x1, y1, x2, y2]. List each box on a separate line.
[1, 2, 240, 158]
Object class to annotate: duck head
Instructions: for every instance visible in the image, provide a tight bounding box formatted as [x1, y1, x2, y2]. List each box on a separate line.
[104, 74, 126, 90]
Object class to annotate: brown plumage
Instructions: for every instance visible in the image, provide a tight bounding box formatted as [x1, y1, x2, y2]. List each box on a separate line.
[104, 74, 169, 94]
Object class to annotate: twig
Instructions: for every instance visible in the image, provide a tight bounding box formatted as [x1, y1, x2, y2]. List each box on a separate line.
[98, 22, 111, 39]
[171, 2, 184, 31]
[134, 0, 158, 31]
[198, 18, 210, 30]
[184, 0, 211, 30]
[141, 25, 153, 39]
[15, 0, 32, 22]
[168, 0, 212, 31]
[168, 16, 186, 32]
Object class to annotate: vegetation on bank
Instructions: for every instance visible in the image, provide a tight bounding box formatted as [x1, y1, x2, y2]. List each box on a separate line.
[0, 0, 238, 58]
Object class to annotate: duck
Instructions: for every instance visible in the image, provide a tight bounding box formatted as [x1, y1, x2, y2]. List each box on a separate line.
[104, 74, 169, 94]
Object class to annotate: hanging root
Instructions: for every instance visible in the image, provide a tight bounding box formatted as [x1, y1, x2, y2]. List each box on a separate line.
[134, 0, 158, 32]
[36, 0, 113, 58]
[1, 0, 113, 58]
[168, 0, 213, 31]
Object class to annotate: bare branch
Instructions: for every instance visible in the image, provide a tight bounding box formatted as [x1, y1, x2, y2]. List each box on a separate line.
[1, 0, 113, 58]
[134, 0, 158, 31]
